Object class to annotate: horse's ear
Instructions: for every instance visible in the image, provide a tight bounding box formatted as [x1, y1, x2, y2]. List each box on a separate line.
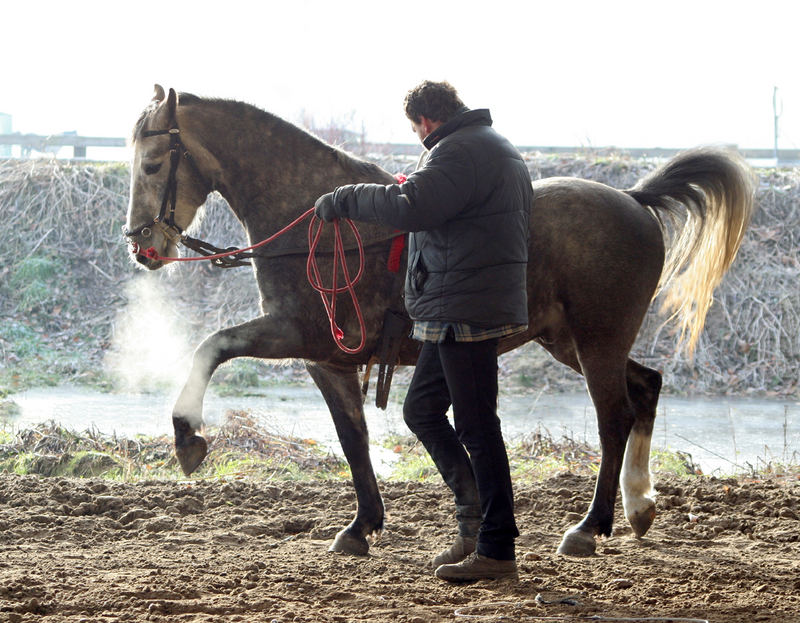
[152, 84, 165, 102]
[166, 88, 178, 117]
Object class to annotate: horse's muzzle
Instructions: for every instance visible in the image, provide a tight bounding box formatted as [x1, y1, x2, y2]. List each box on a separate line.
[128, 244, 163, 270]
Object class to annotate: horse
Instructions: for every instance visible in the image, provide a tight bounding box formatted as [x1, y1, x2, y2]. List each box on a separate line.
[124, 85, 755, 558]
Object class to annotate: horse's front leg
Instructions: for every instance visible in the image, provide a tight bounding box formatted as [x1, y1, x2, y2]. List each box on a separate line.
[171, 316, 303, 475]
[305, 362, 383, 556]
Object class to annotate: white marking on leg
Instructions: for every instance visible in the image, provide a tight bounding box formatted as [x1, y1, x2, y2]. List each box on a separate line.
[174, 336, 234, 430]
[174, 374, 210, 429]
[174, 406, 204, 430]
[621, 428, 656, 521]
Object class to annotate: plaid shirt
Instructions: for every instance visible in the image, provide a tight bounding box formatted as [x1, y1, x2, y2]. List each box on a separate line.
[412, 321, 527, 343]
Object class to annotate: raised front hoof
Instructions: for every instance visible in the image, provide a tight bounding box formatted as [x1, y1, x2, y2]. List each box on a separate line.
[328, 528, 369, 556]
[176, 435, 208, 476]
[557, 527, 597, 557]
[627, 501, 656, 538]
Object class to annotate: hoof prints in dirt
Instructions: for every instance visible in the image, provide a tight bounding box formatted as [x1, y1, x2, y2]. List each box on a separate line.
[0, 473, 799, 622]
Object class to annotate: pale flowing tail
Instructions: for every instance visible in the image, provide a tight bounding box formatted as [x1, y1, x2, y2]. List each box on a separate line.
[626, 147, 757, 354]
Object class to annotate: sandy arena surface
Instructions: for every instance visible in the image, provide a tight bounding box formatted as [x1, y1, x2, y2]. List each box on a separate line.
[1, 472, 799, 622]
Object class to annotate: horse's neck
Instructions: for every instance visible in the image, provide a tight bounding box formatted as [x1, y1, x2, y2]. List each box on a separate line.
[195, 107, 375, 239]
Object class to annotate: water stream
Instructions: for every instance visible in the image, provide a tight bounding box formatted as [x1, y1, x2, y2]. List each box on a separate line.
[4, 385, 799, 476]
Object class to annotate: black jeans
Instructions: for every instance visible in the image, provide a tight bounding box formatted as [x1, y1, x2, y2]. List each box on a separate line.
[403, 336, 518, 560]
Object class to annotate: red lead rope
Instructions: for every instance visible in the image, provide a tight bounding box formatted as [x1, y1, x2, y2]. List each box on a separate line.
[133, 174, 408, 354]
[133, 207, 316, 265]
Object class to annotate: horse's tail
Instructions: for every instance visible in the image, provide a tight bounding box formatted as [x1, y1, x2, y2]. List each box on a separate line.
[626, 147, 756, 355]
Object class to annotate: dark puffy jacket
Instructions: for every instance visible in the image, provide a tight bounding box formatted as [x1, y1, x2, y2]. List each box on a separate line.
[329, 108, 531, 327]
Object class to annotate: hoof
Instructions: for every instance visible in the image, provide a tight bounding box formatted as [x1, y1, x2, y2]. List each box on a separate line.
[176, 435, 208, 475]
[557, 527, 597, 557]
[627, 501, 656, 538]
[328, 528, 369, 556]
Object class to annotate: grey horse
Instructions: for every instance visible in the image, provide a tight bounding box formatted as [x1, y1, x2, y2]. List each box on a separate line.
[124, 85, 755, 558]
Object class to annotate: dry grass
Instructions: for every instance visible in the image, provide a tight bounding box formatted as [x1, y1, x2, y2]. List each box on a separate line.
[0, 409, 346, 480]
[0, 153, 798, 397]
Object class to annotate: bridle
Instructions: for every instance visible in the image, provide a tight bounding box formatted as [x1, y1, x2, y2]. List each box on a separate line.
[123, 113, 252, 268]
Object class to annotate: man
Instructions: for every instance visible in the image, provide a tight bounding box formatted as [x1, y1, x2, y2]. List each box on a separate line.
[314, 80, 531, 582]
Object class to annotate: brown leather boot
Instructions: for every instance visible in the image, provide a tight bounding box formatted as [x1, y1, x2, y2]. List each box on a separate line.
[431, 535, 476, 567]
[434, 552, 518, 582]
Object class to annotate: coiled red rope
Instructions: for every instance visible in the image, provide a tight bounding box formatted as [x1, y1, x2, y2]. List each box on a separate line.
[306, 215, 366, 354]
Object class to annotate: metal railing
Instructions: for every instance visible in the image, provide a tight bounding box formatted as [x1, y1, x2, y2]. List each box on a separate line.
[0, 133, 126, 158]
[1, 133, 798, 164]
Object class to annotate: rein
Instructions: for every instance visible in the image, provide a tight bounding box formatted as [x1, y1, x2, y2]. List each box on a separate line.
[124, 113, 407, 354]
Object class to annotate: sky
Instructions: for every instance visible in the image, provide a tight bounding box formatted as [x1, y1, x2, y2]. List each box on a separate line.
[4, 0, 800, 158]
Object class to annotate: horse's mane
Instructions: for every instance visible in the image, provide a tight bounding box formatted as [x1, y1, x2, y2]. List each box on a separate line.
[132, 92, 388, 181]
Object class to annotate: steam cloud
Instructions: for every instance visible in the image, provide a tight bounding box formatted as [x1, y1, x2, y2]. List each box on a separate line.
[104, 273, 195, 394]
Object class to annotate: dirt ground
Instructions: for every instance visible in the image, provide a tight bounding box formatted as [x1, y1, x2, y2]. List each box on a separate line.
[0, 472, 798, 623]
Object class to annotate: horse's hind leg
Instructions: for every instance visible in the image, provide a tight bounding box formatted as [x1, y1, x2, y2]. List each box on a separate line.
[556, 353, 662, 556]
[621, 359, 662, 538]
[534, 336, 630, 556]
[305, 362, 383, 556]
[556, 348, 636, 557]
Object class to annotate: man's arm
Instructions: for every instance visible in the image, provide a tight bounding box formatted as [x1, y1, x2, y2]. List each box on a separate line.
[315, 142, 475, 232]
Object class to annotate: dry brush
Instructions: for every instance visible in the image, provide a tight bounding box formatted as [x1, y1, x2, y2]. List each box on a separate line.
[0, 153, 797, 397]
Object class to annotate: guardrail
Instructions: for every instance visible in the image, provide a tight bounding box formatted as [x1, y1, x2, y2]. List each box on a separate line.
[1, 134, 798, 164]
[0, 134, 126, 158]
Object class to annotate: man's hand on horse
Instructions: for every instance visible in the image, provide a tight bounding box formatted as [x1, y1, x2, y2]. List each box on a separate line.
[314, 192, 339, 222]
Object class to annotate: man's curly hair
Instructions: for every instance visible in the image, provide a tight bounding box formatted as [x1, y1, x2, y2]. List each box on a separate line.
[403, 81, 465, 124]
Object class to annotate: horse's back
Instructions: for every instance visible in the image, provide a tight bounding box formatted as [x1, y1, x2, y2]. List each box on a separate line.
[531, 177, 664, 258]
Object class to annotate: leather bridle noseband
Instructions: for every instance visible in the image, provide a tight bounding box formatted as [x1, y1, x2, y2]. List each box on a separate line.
[123, 114, 252, 268]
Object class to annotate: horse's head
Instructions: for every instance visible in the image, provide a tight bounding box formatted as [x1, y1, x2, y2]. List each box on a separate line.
[125, 85, 216, 269]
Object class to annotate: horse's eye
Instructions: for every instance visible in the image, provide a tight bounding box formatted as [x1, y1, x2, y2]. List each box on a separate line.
[143, 162, 162, 175]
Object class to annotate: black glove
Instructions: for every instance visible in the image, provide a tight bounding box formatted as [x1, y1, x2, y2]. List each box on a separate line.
[314, 192, 338, 222]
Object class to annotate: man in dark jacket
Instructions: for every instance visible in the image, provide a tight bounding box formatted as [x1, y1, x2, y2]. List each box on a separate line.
[315, 80, 531, 582]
